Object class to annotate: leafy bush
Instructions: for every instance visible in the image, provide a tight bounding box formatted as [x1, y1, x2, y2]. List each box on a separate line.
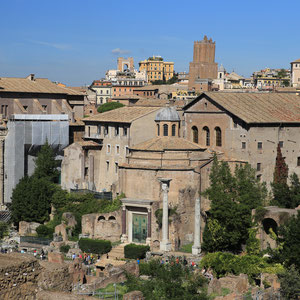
[60, 244, 71, 254]
[200, 252, 284, 283]
[0, 222, 8, 239]
[97, 102, 124, 113]
[124, 243, 150, 259]
[78, 238, 112, 254]
[36, 224, 54, 238]
[126, 258, 209, 300]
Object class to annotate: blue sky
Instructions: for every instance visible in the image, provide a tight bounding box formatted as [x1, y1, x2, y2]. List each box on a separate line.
[1, 0, 300, 86]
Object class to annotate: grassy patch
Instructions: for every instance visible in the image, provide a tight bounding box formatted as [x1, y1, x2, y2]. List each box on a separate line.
[179, 243, 193, 253]
[95, 283, 128, 298]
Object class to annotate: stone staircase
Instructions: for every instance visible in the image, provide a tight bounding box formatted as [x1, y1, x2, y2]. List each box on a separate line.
[106, 243, 128, 260]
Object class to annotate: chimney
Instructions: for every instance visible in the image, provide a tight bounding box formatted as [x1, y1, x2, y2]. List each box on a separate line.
[26, 74, 35, 81]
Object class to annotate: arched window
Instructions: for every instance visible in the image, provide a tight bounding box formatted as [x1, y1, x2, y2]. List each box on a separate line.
[163, 124, 168, 136]
[215, 127, 222, 146]
[157, 124, 160, 136]
[108, 216, 116, 221]
[192, 126, 198, 143]
[203, 126, 210, 146]
[98, 216, 105, 221]
[172, 124, 176, 136]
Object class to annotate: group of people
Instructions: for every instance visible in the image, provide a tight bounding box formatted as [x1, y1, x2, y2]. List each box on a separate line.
[33, 249, 45, 260]
[72, 252, 103, 265]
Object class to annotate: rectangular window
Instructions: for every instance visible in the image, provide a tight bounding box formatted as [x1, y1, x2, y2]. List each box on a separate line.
[279, 141, 283, 148]
[84, 167, 88, 178]
[107, 144, 111, 154]
[257, 142, 263, 149]
[257, 163, 261, 171]
[115, 162, 118, 174]
[106, 161, 109, 171]
[104, 125, 108, 136]
[116, 145, 120, 154]
[297, 157, 300, 167]
[123, 127, 128, 136]
[115, 126, 119, 136]
[242, 142, 246, 149]
[125, 146, 129, 155]
[97, 125, 101, 135]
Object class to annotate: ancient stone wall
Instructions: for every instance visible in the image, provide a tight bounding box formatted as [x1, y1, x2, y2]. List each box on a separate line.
[82, 210, 122, 241]
[0, 253, 41, 300]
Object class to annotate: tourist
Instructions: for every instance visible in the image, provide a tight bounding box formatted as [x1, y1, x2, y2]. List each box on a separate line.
[72, 253, 76, 260]
[137, 258, 140, 265]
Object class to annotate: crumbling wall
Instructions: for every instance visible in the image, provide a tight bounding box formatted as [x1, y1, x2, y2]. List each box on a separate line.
[0, 253, 41, 300]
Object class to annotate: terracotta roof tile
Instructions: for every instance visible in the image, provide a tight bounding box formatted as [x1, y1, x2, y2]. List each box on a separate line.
[188, 92, 300, 124]
[83, 106, 160, 123]
[0, 77, 84, 95]
[130, 136, 206, 151]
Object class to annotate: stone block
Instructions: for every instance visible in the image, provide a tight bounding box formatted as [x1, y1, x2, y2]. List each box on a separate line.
[55, 223, 68, 242]
[123, 291, 144, 300]
[48, 252, 64, 264]
[18, 221, 40, 236]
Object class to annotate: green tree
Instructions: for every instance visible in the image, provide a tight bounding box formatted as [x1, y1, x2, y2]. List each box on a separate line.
[34, 140, 59, 182]
[271, 143, 290, 208]
[11, 176, 54, 225]
[127, 259, 208, 300]
[97, 102, 124, 113]
[276, 212, 300, 270]
[0, 222, 8, 239]
[166, 74, 178, 84]
[278, 265, 300, 299]
[202, 156, 266, 252]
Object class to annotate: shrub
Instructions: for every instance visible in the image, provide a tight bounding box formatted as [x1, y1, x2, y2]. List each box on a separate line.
[60, 244, 71, 254]
[97, 102, 124, 113]
[36, 224, 54, 238]
[124, 243, 150, 259]
[200, 252, 283, 283]
[78, 238, 112, 254]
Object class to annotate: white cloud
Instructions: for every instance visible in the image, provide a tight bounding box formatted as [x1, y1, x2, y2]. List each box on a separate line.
[29, 40, 70, 50]
[111, 48, 130, 55]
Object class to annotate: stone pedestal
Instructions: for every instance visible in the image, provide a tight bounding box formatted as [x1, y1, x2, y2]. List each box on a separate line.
[158, 178, 172, 252]
[121, 205, 128, 243]
[192, 197, 201, 255]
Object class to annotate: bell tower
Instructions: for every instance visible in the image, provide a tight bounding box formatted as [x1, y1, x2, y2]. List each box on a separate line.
[188, 36, 218, 92]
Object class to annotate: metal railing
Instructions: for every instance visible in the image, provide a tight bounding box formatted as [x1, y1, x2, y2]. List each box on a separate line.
[70, 189, 112, 201]
[20, 236, 52, 245]
[0, 210, 11, 223]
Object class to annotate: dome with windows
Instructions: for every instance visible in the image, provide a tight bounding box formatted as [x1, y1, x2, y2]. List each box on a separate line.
[155, 107, 180, 122]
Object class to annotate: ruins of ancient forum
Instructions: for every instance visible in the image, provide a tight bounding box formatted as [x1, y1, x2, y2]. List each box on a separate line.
[1, 35, 300, 253]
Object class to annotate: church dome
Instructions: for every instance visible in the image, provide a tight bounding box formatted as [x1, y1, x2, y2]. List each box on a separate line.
[155, 107, 180, 122]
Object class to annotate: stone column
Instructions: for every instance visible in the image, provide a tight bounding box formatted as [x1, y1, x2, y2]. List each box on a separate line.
[158, 178, 172, 252]
[192, 197, 201, 255]
[146, 208, 151, 245]
[121, 205, 128, 243]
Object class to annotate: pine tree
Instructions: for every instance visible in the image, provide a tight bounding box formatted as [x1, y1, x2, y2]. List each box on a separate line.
[34, 140, 59, 182]
[271, 143, 291, 208]
[274, 143, 288, 184]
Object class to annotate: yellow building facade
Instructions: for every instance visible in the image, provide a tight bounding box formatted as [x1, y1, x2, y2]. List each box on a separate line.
[139, 56, 174, 83]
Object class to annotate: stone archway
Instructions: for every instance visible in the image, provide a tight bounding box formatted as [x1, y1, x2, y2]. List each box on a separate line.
[262, 218, 278, 235]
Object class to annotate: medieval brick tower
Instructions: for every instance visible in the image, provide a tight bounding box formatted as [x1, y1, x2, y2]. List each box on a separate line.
[188, 36, 218, 91]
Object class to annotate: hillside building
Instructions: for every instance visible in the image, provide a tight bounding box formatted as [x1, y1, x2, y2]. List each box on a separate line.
[139, 56, 174, 83]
